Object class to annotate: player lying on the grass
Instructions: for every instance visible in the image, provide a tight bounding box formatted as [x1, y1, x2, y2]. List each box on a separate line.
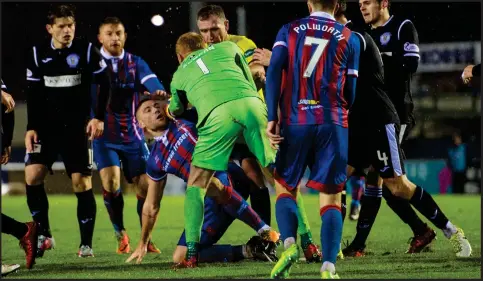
[165, 32, 277, 269]
[196, 4, 272, 226]
[92, 16, 165, 254]
[126, 97, 279, 265]
[341, 0, 472, 258]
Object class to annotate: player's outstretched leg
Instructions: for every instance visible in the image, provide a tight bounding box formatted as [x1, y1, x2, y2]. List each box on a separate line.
[399, 182, 472, 257]
[72, 174, 97, 258]
[382, 187, 436, 253]
[2, 214, 38, 269]
[296, 191, 322, 263]
[25, 164, 55, 258]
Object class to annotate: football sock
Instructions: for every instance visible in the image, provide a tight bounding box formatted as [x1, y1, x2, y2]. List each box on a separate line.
[75, 189, 97, 248]
[198, 245, 244, 262]
[136, 194, 146, 227]
[102, 188, 125, 233]
[1, 213, 28, 239]
[409, 186, 452, 233]
[351, 185, 382, 249]
[250, 187, 271, 226]
[320, 205, 342, 264]
[351, 176, 364, 204]
[222, 184, 266, 232]
[184, 186, 206, 259]
[26, 183, 51, 237]
[296, 192, 315, 249]
[275, 193, 298, 247]
[382, 186, 427, 235]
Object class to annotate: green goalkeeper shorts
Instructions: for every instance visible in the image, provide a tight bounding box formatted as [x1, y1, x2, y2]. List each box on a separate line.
[192, 97, 276, 171]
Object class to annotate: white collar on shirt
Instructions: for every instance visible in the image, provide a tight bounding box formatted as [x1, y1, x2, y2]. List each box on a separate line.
[310, 11, 336, 21]
[101, 47, 125, 60]
[50, 39, 73, 50]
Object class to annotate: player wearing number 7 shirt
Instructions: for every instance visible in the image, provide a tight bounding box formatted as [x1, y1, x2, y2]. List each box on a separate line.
[265, 0, 360, 278]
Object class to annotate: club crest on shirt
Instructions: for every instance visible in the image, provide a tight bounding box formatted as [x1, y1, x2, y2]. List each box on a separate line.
[380, 32, 391, 46]
[66, 53, 80, 68]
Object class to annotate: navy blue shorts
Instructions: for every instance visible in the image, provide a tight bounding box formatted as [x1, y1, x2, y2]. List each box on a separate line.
[93, 139, 149, 183]
[274, 124, 348, 194]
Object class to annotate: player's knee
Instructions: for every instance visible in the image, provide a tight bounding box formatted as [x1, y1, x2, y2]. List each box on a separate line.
[172, 246, 187, 263]
[187, 166, 213, 188]
[99, 167, 121, 192]
[25, 164, 48, 185]
[71, 173, 92, 193]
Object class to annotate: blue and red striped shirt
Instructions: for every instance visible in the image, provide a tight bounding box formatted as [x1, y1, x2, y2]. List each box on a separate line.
[266, 11, 360, 127]
[92, 48, 165, 144]
[145, 112, 198, 182]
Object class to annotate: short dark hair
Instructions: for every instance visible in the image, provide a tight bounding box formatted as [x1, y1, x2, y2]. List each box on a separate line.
[308, 0, 338, 11]
[47, 4, 76, 25]
[197, 5, 226, 21]
[335, 0, 347, 17]
[99, 17, 124, 30]
[376, 0, 391, 10]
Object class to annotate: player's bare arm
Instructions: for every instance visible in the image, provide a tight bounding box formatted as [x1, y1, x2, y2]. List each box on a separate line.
[126, 176, 167, 264]
[253, 48, 272, 67]
[249, 62, 266, 90]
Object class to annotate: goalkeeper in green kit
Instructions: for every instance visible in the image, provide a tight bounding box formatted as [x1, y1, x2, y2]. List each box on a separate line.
[167, 32, 277, 269]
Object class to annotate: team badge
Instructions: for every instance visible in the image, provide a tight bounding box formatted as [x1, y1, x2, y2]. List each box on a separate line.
[66, 53, 80, 68]
[380, 32, 391, 46]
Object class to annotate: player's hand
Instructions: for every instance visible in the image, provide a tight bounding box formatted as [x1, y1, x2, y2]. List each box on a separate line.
[25, 130, 39, 153]
[86, 118, 104, 140]
[1, 91, 15, 113]
[143, 90, 171, 100]
[253, 48, 272, 67]
[126, 243, 148, 264]
[266, 121, 284, 150]
[462, 65, 474, 84]
[1, 146, 11, 165]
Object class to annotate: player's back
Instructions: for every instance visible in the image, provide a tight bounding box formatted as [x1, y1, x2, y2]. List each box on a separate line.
[348, 27, 399, 127]
[147, 116, 198, 182]
[170, 41, 259, 124]
[279, 12, 359, 127]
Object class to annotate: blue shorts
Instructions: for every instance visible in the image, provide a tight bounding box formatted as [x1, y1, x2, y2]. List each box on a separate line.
[177, 163, 252, 247]
[274, 124, 348, 194]
[93, 140, 150, 183]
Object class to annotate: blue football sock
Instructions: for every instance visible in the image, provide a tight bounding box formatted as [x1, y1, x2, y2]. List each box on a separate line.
[275, 194, 299, 245]
[320, 205, 343, 264]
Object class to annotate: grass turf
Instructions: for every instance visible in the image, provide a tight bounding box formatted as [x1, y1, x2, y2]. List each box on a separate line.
[1, 194, 481, 279]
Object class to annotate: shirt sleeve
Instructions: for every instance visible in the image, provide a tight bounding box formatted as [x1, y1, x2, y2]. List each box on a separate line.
[26, 46, 45, 131]
[398, 20, 420, 74]
[145, 153, 167, 182]
[265, 25, 289, 122]
[347, 32, 361, 77]
[238, 37, 257, 64]
[137, 57, 166, 92]
[472, 63, 481, 77]
[89, 44, 110, 121]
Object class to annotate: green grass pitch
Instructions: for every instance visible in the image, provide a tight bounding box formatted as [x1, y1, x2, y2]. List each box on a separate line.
[1, 194, 481, 279]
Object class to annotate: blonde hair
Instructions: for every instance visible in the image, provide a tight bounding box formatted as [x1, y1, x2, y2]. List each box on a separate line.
[176, 32, 207, 55]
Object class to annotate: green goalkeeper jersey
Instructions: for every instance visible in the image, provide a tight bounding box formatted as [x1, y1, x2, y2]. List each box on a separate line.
[169, 41, 260, 126]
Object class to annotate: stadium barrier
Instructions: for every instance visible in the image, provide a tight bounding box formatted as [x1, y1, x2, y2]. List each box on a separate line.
[2, 159, 480, 196]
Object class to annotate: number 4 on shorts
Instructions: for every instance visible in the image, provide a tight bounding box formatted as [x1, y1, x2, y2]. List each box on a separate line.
[377, 150, 389, 166]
